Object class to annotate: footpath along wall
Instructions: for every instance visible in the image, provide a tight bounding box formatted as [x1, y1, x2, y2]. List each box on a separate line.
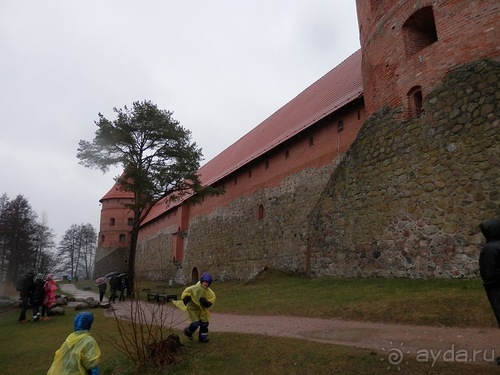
[307, 59, 500, 278]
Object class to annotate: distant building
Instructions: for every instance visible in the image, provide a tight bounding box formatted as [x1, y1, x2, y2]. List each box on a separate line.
[94, 0, 499, 283]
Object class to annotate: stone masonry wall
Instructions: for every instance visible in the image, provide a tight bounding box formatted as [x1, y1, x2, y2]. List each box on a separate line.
[135, 223, 181, 282]
[307, 59, 499, 278]
[183, 161, 340, 281]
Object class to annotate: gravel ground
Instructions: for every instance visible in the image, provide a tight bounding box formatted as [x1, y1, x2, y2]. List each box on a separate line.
[60, 283, 500, 366]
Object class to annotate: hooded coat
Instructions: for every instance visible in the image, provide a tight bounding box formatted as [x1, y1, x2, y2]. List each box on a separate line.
[19, 272, 34, 299]
[479, 219, 500, 291]
[32, 274, 45, 304]
[176, 281, 216, 322]
[47, 312, 101, 375]
[43, 277, 58, 308]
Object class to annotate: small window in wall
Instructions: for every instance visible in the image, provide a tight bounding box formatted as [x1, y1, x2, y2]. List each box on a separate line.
[265, 160, 269, 170]
[234, 177, 238, 185]
[109, 218, 115, 226]
[258, 204, 265, 220]
[101, 235, 105, 243]
[248, 169, 252, 178]
[402, 6, 438, 57]
[119, 234, 126, 242]
[309, 136, 314, 147]
[337, 120, 344, 133]
[285, 149, 289, 159]
[128, 218, 133, 226]
[407, 86, 423, 119]
[191, 267, 199, 285]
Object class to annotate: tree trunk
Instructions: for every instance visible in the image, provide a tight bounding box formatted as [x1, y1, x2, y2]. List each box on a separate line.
[127, 218, 140, 297]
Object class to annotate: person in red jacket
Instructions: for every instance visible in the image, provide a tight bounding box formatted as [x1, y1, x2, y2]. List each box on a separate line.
[41, 273, 57, 320]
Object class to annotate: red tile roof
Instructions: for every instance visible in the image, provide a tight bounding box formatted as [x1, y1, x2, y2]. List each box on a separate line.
[115, 49, 362, 224]
[100, 180, 134, 202]
[197, 49, 362, 185]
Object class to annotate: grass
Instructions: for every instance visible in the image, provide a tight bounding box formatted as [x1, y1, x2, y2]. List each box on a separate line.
[1, 270, 498, 374]
[74, 269, 494, 327]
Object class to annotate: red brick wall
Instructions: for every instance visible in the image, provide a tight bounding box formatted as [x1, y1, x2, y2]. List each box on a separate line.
[98, 198, 134, 248]
[188, 100, 366, 219]
[356, 0, 499, 117]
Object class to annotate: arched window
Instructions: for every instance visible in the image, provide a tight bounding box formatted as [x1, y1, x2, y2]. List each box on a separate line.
[191, 267, 199, 285]
[407, 86, 423, 120]
[127, 218, 134, 226]
[119, 234, 126, 242]
[109, 218, 115, 226]
[402, 6, 438, 57]
[258, 204, 265, 220]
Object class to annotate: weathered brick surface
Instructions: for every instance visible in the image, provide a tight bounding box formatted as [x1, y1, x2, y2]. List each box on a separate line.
[307, 59, 499, 278]
[356, 0, 499, 117]
[134, 107, 363, 282]
[183, 163, 337, 281]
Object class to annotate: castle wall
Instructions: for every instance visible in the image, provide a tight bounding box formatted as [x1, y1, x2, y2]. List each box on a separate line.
[136, 102, 365, 281]
[96, 2, 499, 284]
[356, 0, 499, 116]
[307, 59, 499, 278]
[184, 161, 339, 281]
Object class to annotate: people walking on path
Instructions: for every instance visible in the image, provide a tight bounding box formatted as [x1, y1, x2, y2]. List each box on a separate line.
[18, 270, 34, 323]
[109, 274, 119, 303]
[118, 274, 127, 302]
[98, 280, 107, 303]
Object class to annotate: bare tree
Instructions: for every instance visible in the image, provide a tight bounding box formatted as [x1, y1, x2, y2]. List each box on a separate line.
[57, 223, 97, 279]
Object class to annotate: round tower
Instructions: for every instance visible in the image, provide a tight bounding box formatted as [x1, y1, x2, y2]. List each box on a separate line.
[93, 181, 134, 278]
[355, 0, 498, 119]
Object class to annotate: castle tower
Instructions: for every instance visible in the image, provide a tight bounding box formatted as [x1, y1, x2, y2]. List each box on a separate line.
[355, 0, 498, 119]
[92, 180, 134, 278]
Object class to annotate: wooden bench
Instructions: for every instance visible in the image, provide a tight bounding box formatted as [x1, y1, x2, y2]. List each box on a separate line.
[146, 287, 177, 303]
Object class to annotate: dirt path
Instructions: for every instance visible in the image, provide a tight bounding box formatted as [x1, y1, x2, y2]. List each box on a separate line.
[60, 284, 500, 366]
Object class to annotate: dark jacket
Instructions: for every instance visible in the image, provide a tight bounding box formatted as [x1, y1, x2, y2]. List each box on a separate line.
[19, 273, 34, 299]
[118, 276, 127, 291]
[98, 283, 107, 293]
[109, 276, 118, 290]
[479, 219, 500, 291]
[32, 279, 45, 304]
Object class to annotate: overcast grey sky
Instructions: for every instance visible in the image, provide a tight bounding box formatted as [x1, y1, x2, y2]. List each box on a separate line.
[0, 1, 360, 244]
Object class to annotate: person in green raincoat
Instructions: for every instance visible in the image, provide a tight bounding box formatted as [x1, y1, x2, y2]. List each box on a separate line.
[47, 311, 101, 375]
[175, 272, 216, 343]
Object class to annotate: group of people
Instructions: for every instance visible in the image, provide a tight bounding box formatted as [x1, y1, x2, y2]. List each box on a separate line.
[97, 273, 128, 303]
[18, 270, 57, 323]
